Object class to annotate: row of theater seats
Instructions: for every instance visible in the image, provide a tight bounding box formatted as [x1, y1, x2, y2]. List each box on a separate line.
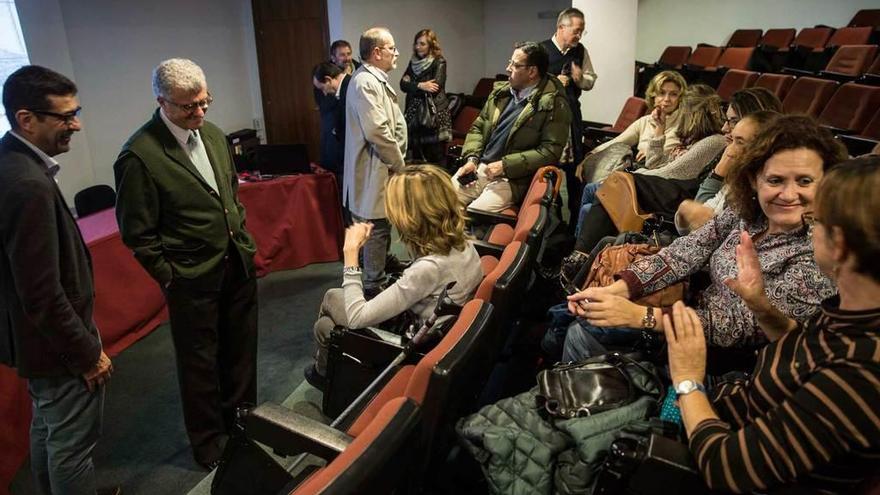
[235, 169, 561, 493]
[588, 71, 880, 157]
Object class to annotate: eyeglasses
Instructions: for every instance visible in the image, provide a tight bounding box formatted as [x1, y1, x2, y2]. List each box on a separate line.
[722, 116, 740, 128]
[379, 45, 398, 54]
[165, 93, 213, 114]
[507, 60, 534, 70]
[801, 212, 822, 228]
[28, 106, 82, 125]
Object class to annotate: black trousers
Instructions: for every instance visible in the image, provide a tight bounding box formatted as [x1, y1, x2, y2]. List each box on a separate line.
[165, 252, 258, 464]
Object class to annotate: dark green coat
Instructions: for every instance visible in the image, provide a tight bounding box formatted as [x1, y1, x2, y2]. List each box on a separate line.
[461, 75, 572, 204]
[114, 110, 256, 291]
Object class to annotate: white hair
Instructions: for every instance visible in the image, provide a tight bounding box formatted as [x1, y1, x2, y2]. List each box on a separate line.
[152, 58, 207, 99]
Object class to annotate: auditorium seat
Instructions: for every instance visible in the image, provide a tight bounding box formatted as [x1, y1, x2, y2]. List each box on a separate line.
[471, 78, 495, 98]
[826, 26, 873, 48]
[584, 96, 648, 145]
[688, 47, 755, 86]
[727, 29, 762, 47]
[753, 73, 796, 99]
[818, 45, 879, 82]
[859, 54, 880, 85]
[849, 9, 880, 28]
[449, 105, 480, 146]
[467, 166, 560, 226]
[838, 107, 880, 156]
[683, 45, 724, 70]
[776, 27, 834, 72]
[817, 82, 880, 134]
[781, 77, 839, 117]
[715, 69, 759, 101]
[786, 27, 834, 53]
[635, 46, 691, 94]
[477, 203, 548, 263]
[759, 28, 796, 50]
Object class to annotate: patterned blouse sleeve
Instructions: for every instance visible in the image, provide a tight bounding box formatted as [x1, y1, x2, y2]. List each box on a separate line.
[618, 207, 738, 298]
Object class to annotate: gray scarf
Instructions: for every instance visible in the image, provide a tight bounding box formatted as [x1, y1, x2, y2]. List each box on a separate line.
[410, 55, 435, 77]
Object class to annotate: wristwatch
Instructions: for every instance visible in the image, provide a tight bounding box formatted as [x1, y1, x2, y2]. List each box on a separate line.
[675, 379, 706, 396]
[342, 266, 362, 276]
[641, 306, 656, 330]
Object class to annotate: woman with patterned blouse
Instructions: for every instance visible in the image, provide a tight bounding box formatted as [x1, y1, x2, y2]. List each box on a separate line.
[564, 115, 846, 368]
[665, 155, 880, 493]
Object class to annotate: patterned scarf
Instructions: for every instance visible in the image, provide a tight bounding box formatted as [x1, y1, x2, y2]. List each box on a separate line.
[410, 55, 434, 76]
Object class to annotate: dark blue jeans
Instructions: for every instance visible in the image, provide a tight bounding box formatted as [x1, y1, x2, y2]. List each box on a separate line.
[562, 321, 641, 362]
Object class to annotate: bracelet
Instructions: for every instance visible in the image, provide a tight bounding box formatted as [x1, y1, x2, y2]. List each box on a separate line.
[342, 266, 362, 276]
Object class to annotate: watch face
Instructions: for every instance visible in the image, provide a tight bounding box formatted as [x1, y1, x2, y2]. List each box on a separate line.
[676, 380, 696, 394]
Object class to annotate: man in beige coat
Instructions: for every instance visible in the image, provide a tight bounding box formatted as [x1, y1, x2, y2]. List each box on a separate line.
[343, 26, 407, 294]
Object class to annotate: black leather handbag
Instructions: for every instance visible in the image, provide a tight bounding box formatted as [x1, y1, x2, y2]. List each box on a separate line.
[415, 93, 438, 129]
[535, 352, 662, 419]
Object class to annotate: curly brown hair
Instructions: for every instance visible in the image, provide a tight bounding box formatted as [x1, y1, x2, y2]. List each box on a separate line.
[726, 114, 847, 224]
[413, 29, 443, 58]
[676, 89, 724, 147]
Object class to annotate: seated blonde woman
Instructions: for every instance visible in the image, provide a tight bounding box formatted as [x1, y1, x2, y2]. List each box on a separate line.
[306, 165, 483, 390]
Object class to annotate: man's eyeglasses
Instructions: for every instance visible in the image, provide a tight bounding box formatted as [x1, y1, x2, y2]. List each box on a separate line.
[379, 45, 398, 54]
[507, 60, 534, 70]
[722, 116, 740, 128]
[28, 106, 82, 125]
[802, 212, 821, 228]
[165, 94, 213, 114]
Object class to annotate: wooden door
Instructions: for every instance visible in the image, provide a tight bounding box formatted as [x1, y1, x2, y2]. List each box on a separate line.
[252, 0, 329, 162]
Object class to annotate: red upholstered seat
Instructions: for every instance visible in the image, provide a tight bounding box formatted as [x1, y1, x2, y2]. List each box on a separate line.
[826, 27, 873, 48]
[754, 73, 796, 99]
[607, 97, 648, 133]
[450, 105, 480, 146]
[849, 9, 880, 28]
[657, 46, 691, 68]
[715, 47, 756, 70]
[486, 203, 542, 246]
[474, 241, 523, 302]
[686, 46, 723, 68]
[471, 78, 495, 98]
[783, 27, 833, 53]
[727, 29, 762, 47]
[760, 29, 796, 50]
[782, 77, 839, 117]
[716, 69, 759, 101]
[822, 45, 879, 77]
[817, 83, 880, 133]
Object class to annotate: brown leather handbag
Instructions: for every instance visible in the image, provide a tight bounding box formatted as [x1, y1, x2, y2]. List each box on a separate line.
[581, 242, 684, 308]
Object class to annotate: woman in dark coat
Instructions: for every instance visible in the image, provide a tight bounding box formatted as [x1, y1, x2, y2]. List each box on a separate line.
[400, 28, 452, 163]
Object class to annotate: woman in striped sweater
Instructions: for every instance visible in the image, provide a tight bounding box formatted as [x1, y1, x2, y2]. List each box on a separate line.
[665, 155, 880, 493]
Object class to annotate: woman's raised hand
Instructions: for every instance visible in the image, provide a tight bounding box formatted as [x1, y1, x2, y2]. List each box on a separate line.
[723, 230, 768, 309]
[343, 222, 374, 254]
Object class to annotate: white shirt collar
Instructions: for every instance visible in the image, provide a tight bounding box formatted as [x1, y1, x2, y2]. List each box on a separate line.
[551, 34, 569, 55]
[9, 130, 60, 175]
[335, 75, 345, 99]
[159, 107, 197, 149]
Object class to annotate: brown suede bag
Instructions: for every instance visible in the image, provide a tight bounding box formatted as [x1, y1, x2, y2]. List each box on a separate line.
[581, 243, 685, 308]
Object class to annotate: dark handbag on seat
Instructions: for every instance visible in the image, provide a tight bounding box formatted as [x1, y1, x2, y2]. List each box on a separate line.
[535, 352, 662, 419]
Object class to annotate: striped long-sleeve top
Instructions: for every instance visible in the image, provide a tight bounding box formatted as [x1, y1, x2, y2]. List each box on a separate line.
[689, 296, 880, 493]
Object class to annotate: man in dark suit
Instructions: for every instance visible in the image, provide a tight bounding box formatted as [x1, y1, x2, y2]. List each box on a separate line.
[0, 66, 115, 494]
[313, 61, 354, 225]
[313, 40, 359, 175]
[113, 58, 258, 469]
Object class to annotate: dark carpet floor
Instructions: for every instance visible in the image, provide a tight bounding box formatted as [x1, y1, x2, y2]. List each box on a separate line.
[10, 261, 341, 495]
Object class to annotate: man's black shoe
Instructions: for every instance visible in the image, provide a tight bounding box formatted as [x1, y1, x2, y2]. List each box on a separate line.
[303, 364, 327, 392]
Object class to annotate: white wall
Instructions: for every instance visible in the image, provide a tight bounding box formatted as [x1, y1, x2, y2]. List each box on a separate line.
[636, 0, 880, 63]
[482, 0, 570, 77]
[334, 0, 486, 105]
[15, 0, 263, 203]
[576, 0, 639, 124]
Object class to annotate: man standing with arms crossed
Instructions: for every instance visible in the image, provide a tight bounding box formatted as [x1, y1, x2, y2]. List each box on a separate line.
[343, 27, 407, 297]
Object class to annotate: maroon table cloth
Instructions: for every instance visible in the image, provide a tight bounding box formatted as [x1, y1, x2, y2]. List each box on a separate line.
[0, 172, 342, 493]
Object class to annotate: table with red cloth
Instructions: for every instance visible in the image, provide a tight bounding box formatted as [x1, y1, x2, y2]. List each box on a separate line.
[0, 172, 342, 493]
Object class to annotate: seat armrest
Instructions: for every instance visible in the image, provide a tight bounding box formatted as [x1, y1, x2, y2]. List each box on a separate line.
[817, 70, 858, 83]
[467, 207, 517, 226]
[582, 119, 612, 128]
[780, 67, 814, 77]
[837, 134, 879, 156]
[246, 402, 353, 459]
[472, 239, 504, 258]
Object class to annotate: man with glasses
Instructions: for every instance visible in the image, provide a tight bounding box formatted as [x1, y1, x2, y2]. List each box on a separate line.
[0, 65, 119, 495]
[541, 8, 597, 227]
[114, 58, 258, 470]
[339, 27, 406, 299]
[452, 42, 571, 212]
